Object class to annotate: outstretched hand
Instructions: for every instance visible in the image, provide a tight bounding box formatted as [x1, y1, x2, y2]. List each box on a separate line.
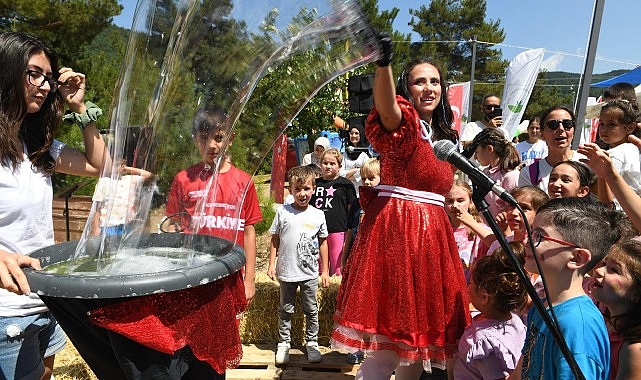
[0, 250, 41, 295]
[577, 143, 615, 180]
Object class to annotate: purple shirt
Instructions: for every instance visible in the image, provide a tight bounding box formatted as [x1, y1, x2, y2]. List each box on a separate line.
[453, 312, 526, 380]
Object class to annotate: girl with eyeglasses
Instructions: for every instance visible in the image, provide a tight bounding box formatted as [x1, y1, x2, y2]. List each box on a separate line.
[518, 106, 587, 192]
[596, 99, 641, 208]
[0, 32, 107, 380]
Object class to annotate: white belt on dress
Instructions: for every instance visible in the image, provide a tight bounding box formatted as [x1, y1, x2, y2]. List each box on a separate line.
[376, 185, 445, 207]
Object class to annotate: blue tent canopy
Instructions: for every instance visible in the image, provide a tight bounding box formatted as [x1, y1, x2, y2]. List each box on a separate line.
[592, 66, 641, 87]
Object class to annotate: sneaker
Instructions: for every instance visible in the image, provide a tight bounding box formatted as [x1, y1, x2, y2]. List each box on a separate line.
[346, 350, 365, 364]
[275, 342, 290, 364]
[306, 341, 322, 363]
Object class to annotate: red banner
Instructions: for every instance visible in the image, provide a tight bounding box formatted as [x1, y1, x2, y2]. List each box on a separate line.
[270, 133, 288, 203]
[447, 83, 465, 134]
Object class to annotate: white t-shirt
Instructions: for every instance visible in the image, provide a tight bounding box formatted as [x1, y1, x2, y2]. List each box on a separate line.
[518, 151, 587, 192]
[93, 175, 146, 227]
[461, 121, 507, 143]
[340, 151, 369, 191]
[609, 143, 641, 194]
[0, 140, 65, 316]
[516, 140, 548, 166]
[269, 203, 328, 282]
[460, 121, 485, 143]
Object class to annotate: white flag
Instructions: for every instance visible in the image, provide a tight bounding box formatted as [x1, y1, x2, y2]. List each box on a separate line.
[501, 48, 545, 139]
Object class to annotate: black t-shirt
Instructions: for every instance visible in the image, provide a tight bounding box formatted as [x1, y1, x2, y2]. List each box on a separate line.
[311, 176, 356, 233]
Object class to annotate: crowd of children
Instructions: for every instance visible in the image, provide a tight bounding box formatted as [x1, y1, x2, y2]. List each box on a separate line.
[266, 84, 641, 380]
[4, 30, 641, 379]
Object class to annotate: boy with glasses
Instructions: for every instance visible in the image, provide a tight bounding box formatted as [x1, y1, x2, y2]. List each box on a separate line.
[461, 94, 504, 148]
[512, 197, 618, 379]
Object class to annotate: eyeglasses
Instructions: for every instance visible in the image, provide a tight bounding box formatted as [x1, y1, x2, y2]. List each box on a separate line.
[531, 229, 580, 248]
[544, 119, 575, 131]
[484, 104, 500, 111]
[25, 70, 58, 93]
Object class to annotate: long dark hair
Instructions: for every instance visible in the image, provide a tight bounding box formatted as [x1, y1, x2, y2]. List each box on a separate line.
[396, 58, 457, 143]
[0, 32, 62, 175]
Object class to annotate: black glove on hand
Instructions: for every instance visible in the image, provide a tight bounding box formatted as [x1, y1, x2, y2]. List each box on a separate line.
[375, 32, 393, 67]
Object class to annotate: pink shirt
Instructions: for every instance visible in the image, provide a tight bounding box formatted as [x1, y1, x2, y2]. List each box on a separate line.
[482, 166, 520, 217]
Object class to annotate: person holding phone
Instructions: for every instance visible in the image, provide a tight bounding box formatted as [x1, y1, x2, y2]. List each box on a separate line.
[461, 94, 504, 148]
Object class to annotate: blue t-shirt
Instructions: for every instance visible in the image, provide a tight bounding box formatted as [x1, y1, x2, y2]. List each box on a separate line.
[521, 295, 610, 379]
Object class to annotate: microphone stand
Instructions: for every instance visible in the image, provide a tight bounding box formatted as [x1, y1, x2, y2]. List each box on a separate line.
[471, 185, 585, 380]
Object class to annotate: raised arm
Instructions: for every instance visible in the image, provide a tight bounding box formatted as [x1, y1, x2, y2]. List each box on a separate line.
[373, 34, 402, 132]
[578, 142, 641, 231]
[55, 67, 109, 176]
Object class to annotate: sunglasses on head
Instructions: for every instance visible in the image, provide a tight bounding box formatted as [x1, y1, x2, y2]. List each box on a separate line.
[544, 119, 575, 131]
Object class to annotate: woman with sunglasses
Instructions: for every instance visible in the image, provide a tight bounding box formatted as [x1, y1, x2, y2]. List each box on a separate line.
[0, 32, 107, 379]
[518, 106, 586, 191]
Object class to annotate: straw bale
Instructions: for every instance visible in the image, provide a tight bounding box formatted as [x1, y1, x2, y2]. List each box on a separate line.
[240, 273, 341, 346]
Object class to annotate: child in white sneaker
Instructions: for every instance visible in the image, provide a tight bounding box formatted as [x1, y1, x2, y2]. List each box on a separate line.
[268, 166, 331, 364]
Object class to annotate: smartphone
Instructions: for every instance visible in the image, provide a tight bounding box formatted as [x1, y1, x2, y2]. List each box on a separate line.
[488, 108, 503, 119]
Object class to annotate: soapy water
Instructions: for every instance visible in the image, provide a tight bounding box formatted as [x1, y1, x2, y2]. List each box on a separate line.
[53, 0, 380, 277]
[44, 247, 220, 276]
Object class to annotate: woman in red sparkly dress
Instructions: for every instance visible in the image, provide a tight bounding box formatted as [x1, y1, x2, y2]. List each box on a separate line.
[331, 38, 470, 379]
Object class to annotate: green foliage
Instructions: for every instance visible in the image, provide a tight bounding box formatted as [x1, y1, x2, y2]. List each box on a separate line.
[524, 70, 574, 120]
[4, 0, 592, 199]
[254, 188, 277, 235]
[0, 0, 122, 64]
[408, 0, 508, 123]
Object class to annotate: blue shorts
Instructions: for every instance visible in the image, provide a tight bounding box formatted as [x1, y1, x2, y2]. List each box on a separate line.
[0, 312, 67, 380]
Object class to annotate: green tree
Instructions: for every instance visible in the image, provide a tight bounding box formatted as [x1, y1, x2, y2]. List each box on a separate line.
[408, 0, 508, 122]
[524, 70, 574, 121]
[0, 0, 122, 65]
[287, 0, 411, 152]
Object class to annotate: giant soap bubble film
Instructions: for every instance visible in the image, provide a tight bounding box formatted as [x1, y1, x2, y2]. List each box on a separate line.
[31, 0, 379, 294]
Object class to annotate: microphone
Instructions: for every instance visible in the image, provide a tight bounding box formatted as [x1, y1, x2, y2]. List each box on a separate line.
[433, 139, 517, 206]
[346, 146, 370, 154]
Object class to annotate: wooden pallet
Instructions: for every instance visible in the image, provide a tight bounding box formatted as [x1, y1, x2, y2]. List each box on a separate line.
[227, 344, 360, 380]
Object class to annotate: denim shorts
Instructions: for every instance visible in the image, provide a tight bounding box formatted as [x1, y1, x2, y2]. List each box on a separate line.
[0, 312, 67, 380]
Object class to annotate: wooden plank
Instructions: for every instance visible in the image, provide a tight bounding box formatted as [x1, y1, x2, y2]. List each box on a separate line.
[241, 345, 279, 365]
[227, 364, 281, 380]
[281, 367, 356, 380]
[237, 344, 362, 380]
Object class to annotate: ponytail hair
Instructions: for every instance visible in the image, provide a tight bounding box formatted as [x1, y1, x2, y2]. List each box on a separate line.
[473, 128, 521, 172]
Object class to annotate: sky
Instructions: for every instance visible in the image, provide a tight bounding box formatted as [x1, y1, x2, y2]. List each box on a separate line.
[113, 0, 640, 75]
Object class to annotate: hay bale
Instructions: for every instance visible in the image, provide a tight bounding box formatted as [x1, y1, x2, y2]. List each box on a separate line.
[240, 273, 340, 346]
[53, 339, 97, 380]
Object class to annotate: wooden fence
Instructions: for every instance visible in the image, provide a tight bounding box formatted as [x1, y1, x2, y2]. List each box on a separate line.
[52, 196, 93, 243]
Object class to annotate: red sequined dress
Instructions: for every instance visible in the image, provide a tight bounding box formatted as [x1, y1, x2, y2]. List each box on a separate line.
[331, 96, 470, 371]
[89, 165, 263, 374]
